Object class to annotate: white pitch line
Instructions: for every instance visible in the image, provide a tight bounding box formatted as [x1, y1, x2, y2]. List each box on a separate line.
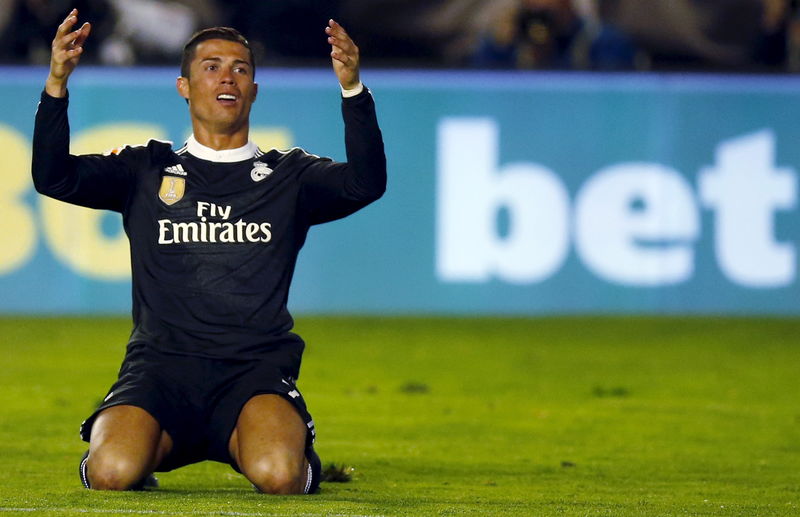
[0, 509, 385, 517]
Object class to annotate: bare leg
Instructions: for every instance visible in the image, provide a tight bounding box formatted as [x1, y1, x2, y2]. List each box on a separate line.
[229, 394, 309, 494]
[86, 405, 172, 490]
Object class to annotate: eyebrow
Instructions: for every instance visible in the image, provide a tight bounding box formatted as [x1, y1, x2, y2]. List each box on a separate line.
[199, 57, 252, 67]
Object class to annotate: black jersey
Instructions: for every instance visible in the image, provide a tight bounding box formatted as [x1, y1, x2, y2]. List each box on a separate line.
[32, 88, 386, 360]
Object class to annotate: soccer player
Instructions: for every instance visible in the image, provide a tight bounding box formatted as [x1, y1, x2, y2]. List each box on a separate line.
[32, 8, 386, 494]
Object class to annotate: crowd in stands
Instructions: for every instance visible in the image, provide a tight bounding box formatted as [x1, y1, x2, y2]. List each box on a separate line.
[469, 0, 797, 72]
[1, 0, 798, 72]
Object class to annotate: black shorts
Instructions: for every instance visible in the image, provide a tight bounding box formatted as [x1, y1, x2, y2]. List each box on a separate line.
[79, 342, 315, 472]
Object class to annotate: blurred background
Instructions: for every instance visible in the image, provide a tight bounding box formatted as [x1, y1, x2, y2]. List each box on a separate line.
[1, 0, 799, 72]
[3, 0, 800, 317]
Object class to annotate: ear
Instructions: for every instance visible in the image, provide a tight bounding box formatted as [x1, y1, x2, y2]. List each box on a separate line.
[176, 76, 189, 101]
[252, 82, 258, 103]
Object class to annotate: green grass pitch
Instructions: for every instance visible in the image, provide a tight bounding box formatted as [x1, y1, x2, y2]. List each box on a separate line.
[0, 315, 798, 516]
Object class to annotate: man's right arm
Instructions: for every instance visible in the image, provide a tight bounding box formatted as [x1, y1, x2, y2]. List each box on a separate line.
[32, 90, 135, 212]
[32, 8, 132, 212]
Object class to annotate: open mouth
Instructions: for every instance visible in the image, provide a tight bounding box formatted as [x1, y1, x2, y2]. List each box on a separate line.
[216, 93, 238, 105]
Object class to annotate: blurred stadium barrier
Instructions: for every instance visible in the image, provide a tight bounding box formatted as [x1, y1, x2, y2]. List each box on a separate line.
[2, 67, 800, 315]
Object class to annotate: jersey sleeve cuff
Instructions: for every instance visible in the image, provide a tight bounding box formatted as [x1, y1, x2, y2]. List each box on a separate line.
[341, 82, 364, 98]
[41, 88, 69, 102]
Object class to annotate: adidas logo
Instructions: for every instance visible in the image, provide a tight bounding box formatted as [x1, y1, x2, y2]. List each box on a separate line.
[164, 164, 187, 176]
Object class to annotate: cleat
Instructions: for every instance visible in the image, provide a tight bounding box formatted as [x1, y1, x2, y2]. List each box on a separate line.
[79, 450, 90, 489]
[320, 462, 353, 483]
[131, 472, 159, 491]
[305, 445, 322, 494]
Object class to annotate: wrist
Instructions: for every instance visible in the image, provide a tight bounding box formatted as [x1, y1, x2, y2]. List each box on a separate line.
[45, 76, 68, 98]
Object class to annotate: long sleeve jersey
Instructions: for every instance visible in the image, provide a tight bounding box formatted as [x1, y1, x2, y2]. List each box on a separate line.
[32, 87, 386, 362]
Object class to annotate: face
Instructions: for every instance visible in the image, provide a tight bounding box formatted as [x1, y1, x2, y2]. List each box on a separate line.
[176, 39, 258, 135]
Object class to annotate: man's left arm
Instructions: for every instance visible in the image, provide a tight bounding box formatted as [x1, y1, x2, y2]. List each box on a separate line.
[299, 20, 387, 224]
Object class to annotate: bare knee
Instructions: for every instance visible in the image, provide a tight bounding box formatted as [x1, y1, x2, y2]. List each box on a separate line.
[86, 452, 149, 491]
[246, 458, 305, 495]
[85, 405, 169, 491]
[232, 395, 310, 495]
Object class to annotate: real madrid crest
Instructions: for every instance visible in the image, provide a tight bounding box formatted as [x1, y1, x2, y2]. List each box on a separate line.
[158, 176, 185, 205]
[251, 161, 273, 182]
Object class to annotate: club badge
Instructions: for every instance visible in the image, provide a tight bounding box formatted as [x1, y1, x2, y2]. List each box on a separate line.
[251, 161, 273, 182]
[158, 176, 185, 205]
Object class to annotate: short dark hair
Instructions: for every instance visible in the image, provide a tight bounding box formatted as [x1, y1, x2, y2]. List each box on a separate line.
[181, 27, 255, 79]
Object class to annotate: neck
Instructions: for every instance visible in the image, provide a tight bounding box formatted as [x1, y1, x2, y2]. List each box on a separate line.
[191, 122, 250, 151]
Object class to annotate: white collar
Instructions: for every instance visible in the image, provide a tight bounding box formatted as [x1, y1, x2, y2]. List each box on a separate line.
[184, 135, 258, 163]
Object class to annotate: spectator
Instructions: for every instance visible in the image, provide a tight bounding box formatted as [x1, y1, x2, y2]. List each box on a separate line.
[610, 0, 770, 70]
[788, 0, 800, 70]
[470, 2, 520, 68]
[0, 0, 115, 65]
[339, 0, 500, 66]
[0, 0, 14, 42]
[472, 0, 585, 69]
[755, 0, 791, 67]
[99, 0, 220, 65]
[577, 0, 639, 70]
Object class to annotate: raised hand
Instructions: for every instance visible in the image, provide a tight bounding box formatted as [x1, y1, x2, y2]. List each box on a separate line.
[46, 8, 92, 98]
[325, 19, 360, 90]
